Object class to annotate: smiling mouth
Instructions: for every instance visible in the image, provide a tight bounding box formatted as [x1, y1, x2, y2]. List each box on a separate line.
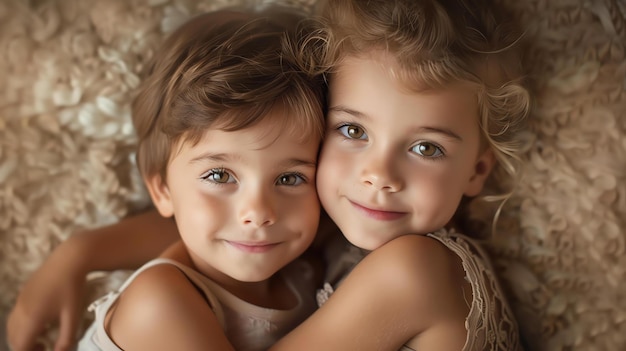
[226, 241, 280, 253]
[349, 201, 406, 221]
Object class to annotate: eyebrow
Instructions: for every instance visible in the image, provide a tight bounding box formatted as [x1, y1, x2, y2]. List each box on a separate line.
[189, 152, 239, 164]
[189, 152, 317, 168]
[329, 105, 464, 142]
[278, 158, 318, 169]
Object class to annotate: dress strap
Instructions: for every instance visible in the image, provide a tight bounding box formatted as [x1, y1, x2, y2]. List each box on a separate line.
[87, 258, 226, 350]
[427, 230, 522, 351]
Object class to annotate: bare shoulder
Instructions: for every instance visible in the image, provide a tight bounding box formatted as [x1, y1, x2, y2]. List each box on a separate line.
[362, 234, 467, 296]
[353, 235, 470, 348]
[108, 263, 204, 327]
[271, 235, 470, 351]
[108, 263, 234, 351]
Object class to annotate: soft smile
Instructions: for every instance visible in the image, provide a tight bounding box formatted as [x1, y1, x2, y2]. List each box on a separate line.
[349, 200, 407, 221]
[226, 241, 280, 253]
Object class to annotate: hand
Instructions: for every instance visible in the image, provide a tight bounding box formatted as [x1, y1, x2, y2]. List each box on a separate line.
[7, 209, 178, 351]
[7, 239, 88, 351]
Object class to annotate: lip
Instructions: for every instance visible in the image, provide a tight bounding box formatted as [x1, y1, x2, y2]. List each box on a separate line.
[226, 241, 280, 253]
[349, 200, 407, 221]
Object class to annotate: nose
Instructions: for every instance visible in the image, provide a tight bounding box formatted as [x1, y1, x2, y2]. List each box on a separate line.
[239, 187, 276, 227]
[360, 150, 404, 192]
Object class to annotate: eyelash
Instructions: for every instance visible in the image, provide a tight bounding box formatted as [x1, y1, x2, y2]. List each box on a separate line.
[336, 123, 367, 141]
[335, 122, 447, 160]
[411, 142, 446, 160]
[199, 168, 234, 185]
[199, 168, 309, 186]
[276, 172, 308, 186]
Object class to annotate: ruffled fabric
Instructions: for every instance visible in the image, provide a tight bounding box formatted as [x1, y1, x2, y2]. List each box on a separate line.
[1, 0, 624, 350]
[473, 0, 626, 349]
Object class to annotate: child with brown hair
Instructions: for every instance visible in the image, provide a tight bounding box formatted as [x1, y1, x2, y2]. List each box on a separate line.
[8, 0, 530, 350]
[71, 5, 326, 351]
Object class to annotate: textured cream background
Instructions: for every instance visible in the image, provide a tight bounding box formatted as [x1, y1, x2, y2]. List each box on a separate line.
[0, 0, 624, 350]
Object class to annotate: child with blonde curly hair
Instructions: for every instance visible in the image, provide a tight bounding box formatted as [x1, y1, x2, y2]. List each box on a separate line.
[271, 1, 529, 349]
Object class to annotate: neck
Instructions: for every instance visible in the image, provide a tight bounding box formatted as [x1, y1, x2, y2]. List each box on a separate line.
[164, 241, 289, 308]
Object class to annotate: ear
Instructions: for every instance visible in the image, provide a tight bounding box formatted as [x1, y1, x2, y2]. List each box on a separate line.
[464, 148, 496, 197]
[145, 174, 175, 218]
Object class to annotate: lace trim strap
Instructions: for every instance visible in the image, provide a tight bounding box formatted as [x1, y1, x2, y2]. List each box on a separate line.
[428, 229, 522, 351]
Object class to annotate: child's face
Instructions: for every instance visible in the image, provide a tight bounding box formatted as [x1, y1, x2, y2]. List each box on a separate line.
[317, 53, 494, 250]
[148, 107, 321, 283]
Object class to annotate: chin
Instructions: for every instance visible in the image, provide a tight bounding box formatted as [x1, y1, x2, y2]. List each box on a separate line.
[234, 272, 274, 283]
[343, 232, 380, 251]
[229, 267, 279, 282]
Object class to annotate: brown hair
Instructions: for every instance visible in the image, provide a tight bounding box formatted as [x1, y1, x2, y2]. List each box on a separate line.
[133, 6, 327, 180]
[316, 0, 530, 210]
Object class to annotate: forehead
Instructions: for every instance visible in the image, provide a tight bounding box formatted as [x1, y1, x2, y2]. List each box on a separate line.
[180, 106, 321, 153]
[329, 54, 479, 125]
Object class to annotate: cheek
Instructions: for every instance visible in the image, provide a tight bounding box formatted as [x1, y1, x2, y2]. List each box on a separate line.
[414, 169, 464, 212]
[316, 146, 347, 198]
[300, 196, 322, 233]
[171, 185, 227, 236]
[287, 191, 320, 218]
[279, 192, 321, 240]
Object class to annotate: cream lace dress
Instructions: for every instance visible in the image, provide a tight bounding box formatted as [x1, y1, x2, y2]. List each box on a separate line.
[316, 229, 522, 351]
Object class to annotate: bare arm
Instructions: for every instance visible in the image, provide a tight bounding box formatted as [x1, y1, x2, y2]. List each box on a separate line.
[7, 208, 178, 351]
[70, 209, 179, 271]
[271, 235, 469, 351]
[108, 263, 235, 351]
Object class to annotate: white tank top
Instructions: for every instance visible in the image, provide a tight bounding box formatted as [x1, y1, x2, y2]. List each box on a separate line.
[78, 257, 317, 351]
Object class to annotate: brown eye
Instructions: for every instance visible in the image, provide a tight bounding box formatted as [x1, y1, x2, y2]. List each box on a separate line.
[201, 169, 234, 183]
[412, 142, 443, 158]
[276, 173, 305, 186]
[210, 172, 229, 183]
[339, 124, 367, 140]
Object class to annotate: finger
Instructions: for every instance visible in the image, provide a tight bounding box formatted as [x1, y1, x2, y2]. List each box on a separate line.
[7, 307, 45, 351]
[54, 309, 80, 351]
